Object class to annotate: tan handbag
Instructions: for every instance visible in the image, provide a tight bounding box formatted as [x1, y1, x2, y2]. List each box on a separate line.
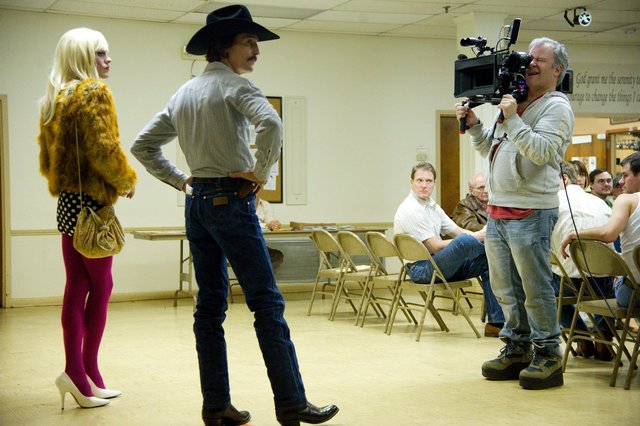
[72, 123, 125, 258]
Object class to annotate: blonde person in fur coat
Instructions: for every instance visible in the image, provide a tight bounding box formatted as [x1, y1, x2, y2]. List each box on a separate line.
[38, 27, 137, 410]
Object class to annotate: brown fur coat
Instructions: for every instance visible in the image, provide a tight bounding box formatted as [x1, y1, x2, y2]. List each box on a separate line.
[38, 79, 137, 206]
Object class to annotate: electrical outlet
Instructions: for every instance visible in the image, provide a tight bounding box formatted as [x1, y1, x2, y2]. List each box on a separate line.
[416, 146, 428, 162]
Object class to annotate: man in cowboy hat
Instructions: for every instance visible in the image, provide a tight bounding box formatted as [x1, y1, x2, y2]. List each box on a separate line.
[132, 5, 338, 426]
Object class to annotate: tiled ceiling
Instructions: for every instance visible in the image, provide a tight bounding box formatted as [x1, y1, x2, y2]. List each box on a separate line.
[1, 0, 639, 46]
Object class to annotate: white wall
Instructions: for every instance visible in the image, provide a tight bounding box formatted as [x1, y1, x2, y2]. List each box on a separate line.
[1, 9, 455, 232]
[2, 9, 639, 303]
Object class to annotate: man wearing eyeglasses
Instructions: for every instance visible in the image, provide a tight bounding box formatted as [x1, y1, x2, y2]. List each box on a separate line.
[589, 168, 614, 207]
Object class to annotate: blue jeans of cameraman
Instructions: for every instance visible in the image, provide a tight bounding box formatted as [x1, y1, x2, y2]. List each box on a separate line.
[186, 178, 306, 412]
[486, 209, 561, 353]
[408, 233, 504, 324]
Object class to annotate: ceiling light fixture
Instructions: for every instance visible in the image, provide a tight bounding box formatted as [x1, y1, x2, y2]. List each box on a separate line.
[564, 7, 592, 27]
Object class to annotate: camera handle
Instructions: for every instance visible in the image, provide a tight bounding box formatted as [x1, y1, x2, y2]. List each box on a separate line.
[459, 100, 481, 134]
[494, 87, 526, 124]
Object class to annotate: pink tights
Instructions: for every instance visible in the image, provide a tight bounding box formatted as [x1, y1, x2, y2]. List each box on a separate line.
[61, 234, 113, 397]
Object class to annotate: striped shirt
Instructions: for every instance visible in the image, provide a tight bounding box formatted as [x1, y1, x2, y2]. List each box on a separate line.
[131, 61, 282, 188]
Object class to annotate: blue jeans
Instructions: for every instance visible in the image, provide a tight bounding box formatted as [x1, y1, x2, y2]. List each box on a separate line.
[485, 209, 561, 351]
[552, 274, 615, 332]
[186, 179, 306, 411]
[408, 233, 504, 324]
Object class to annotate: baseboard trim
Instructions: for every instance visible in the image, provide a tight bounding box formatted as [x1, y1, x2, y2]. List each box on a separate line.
[5, 284, 315, 308]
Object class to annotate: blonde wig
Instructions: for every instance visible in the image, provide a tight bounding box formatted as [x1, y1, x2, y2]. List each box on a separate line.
[39, 27, 109, 124]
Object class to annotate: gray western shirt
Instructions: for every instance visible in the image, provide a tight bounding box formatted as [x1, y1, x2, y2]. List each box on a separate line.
[131, 61, 282, 189]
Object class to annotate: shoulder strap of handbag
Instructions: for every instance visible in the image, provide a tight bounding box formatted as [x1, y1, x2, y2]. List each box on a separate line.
[74, 122, 84, 211]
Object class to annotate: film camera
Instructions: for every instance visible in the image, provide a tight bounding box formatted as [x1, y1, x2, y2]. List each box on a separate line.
[454, 19, 573, 133]
[454, 19, 530, 132]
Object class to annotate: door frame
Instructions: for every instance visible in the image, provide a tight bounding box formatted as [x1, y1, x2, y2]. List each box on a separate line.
[1, 95, 10, 308]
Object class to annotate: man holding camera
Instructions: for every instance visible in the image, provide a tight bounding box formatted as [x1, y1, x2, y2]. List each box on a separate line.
[456, 37, 574, 390]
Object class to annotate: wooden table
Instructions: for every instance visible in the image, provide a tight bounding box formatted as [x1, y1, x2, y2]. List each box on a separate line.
[133, 226, 387, 307]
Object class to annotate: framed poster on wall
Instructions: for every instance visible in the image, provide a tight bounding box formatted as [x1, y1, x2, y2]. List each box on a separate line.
[610, 117, 640, 125]
[176, 95, 284, 205]
[257, 96, 283, 203]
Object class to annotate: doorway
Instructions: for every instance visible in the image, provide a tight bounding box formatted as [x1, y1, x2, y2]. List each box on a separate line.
[438, 114, 460, 216]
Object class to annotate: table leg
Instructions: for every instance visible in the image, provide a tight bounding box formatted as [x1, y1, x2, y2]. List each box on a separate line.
[173, 239, 196, 309]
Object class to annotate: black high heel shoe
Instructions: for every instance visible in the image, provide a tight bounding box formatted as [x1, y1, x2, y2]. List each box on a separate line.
[202, 403, 250, 426]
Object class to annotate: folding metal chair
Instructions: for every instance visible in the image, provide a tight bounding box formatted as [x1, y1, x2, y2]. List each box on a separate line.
[550, 250, 585, 356]
[455, 280, 486, 322]
[623, 245, 640, 389]
[329, 231, 378, 321]
[307, 230, 349, 316]
[562, 239, 640, 387]
[364, 232, 418, 332]
[392, 234, 481, 341]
